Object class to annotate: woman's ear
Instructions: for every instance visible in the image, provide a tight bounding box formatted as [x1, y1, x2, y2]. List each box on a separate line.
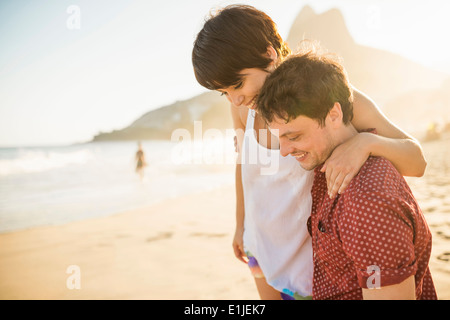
[266, 46, 278, 62]
[266, 46, 278, 71]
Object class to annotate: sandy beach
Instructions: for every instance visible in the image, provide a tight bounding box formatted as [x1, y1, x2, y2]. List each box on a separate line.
[0, 185, 259, 300]
[1, 187, 449, 300]
[1, 138, 450, 300]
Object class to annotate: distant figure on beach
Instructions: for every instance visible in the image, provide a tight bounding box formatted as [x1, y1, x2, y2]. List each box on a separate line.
[135, 142, 147, 181]
[424, 122, 441, 142]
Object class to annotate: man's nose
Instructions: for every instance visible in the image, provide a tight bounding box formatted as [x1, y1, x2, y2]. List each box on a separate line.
[279, 140, 292, 157]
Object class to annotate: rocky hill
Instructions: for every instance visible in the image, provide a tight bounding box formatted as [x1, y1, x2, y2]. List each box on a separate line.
[93, 91, 231, 141]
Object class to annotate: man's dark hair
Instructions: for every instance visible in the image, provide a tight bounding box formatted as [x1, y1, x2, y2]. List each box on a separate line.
[257, 48, 354, 126]
[192, 4, 291, 90]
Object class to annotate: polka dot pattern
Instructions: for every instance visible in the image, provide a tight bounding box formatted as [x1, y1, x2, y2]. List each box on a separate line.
[310, 156, 438, 300]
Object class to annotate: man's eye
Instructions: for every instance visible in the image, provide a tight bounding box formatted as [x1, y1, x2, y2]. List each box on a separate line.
[234, 82, 243, 89]
[220, 92, 228, 96]
[288, 135, 300, 141]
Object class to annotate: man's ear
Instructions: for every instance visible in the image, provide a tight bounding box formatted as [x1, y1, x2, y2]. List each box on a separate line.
[327, 102, 344, 128]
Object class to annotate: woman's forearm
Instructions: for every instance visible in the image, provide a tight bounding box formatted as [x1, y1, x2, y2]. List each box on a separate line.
[235, 163, 245, 230]
[363, 132, 427, 177]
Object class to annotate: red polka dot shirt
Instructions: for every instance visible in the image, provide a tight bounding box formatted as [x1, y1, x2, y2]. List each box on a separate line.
[309, 156, 437, 300]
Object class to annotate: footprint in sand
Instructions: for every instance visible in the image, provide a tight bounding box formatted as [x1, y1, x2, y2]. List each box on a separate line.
[436, 230, 450, 240]
[146, 232, 173, 242]
[190, 232, 228, 238]
[437, 252, 450, 262]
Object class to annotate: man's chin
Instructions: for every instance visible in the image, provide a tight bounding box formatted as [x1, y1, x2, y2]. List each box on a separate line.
[298, 162, 317, 171]
[293, 153, 322, 171]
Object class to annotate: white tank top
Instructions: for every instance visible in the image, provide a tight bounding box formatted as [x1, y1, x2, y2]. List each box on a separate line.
[241, 109, 314, 297]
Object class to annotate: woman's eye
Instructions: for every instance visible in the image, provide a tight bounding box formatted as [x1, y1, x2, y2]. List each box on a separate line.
[234, 82, 243, 89]
[220, 92, 228, 96]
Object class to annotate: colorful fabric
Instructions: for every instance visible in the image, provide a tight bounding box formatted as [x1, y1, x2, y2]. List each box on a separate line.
[246, 251, 312, 300]
[310, 156, 437, 300]
[245, 251, 264, 279]
[281, 289, 312, 300]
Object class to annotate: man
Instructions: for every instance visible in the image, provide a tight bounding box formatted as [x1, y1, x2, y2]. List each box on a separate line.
[256, 49, 437, 300]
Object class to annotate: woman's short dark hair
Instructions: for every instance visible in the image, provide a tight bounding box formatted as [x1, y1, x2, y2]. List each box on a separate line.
[192, 4, 291, 90]
[257, 47, 354, 126]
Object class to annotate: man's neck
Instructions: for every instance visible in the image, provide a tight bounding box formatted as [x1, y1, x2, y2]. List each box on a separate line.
[334, 123, 358, 146]
[314, 123, 360, 173]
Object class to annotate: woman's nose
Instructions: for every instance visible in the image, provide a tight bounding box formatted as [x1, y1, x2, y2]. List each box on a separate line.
[228, 91, 244, 107]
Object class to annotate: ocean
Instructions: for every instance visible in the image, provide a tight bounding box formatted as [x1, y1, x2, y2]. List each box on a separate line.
[0, 139, 236, 233]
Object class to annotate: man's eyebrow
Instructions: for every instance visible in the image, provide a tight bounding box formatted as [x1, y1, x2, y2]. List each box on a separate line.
[279, 130, 301, 138]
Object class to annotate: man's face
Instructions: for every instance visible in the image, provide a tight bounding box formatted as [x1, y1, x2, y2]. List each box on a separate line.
[269, 115, 336, 171]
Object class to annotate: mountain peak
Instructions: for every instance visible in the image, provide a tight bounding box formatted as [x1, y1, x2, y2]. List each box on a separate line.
[296, 5, 316, 22]
[287, 6, 354, 52]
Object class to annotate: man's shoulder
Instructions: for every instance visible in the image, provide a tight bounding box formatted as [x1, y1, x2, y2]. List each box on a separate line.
[337, 157, 412, 225]
[360, 156, 399, 177]
[346, 156, 403, 195]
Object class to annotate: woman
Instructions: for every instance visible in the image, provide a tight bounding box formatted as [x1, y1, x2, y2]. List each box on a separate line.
[192, 5, 426, 300]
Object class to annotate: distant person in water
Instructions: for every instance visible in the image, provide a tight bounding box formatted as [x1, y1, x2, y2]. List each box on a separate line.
[135, 142, 147, 181]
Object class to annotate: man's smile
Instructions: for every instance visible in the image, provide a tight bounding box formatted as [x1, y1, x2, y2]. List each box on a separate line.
[292, 151, 308, 162]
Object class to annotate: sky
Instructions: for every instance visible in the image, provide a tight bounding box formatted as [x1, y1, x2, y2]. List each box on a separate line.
[0, 0, 449, 147]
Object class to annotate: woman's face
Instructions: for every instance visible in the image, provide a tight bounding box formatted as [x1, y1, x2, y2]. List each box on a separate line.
[218, 68, 270, 109]
[218, 47, 278, 110]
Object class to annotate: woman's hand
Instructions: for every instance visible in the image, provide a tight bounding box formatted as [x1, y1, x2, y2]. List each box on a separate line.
[321, 132, 374, 198]
[232, 226, 247, 264]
